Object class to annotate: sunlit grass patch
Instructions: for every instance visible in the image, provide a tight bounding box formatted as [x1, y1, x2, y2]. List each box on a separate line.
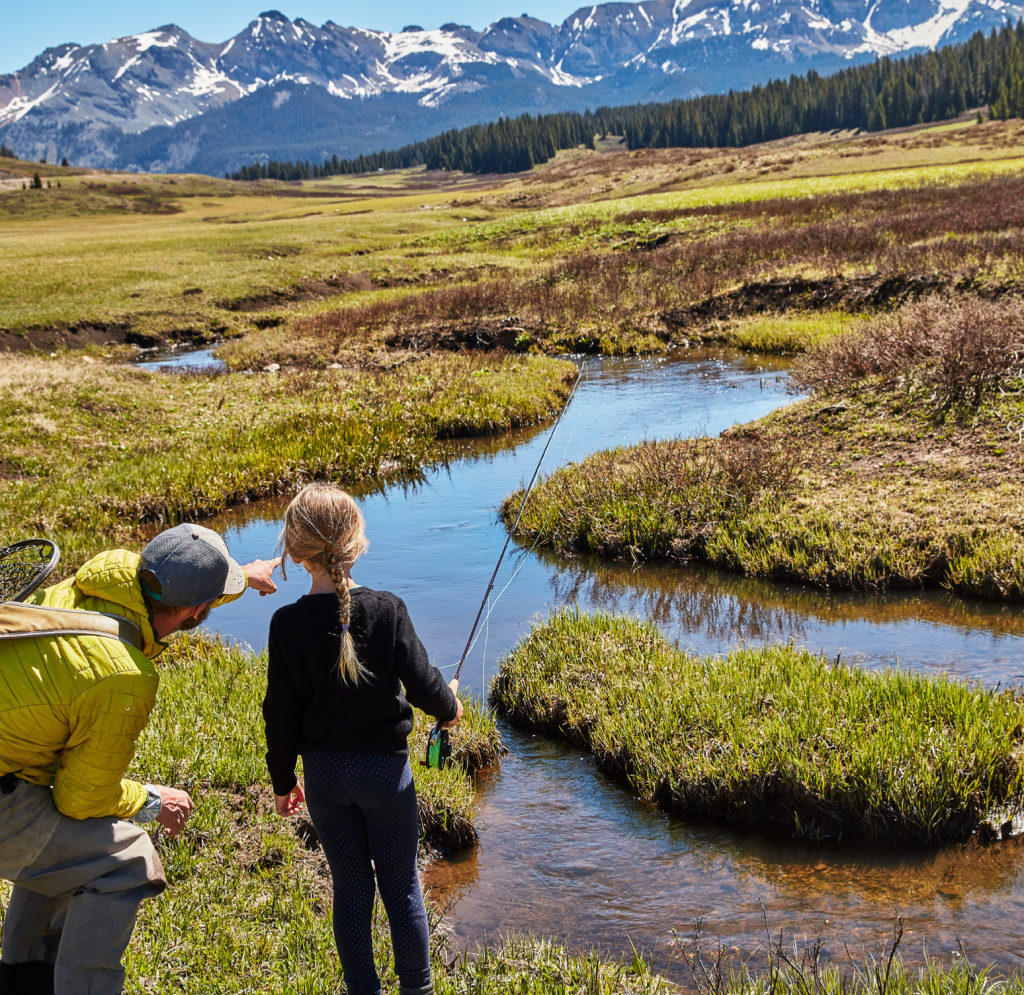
[491, 609, 1024, 842]
[0, 352, 576, 572]
[695, 312, 855, 352]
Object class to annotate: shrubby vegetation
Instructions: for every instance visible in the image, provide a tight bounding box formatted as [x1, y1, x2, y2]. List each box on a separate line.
[235, 169, 1024, 364]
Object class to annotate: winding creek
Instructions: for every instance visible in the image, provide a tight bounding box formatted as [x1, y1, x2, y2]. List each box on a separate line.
[176, 347, 1024, 977]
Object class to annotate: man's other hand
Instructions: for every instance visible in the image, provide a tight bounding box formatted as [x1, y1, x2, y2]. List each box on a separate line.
[274, 782, 306, 817]
[244, 557, 281, 596]
[155, 786, 194, 836]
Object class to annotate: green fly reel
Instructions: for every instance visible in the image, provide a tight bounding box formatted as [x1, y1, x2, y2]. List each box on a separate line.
[422, 723, 452, 770]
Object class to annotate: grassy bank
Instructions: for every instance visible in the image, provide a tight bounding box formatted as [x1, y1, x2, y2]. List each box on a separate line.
[503, 297, 1024, 600]
[491, 609, 1024, 842]
[0, 352, 576, 573]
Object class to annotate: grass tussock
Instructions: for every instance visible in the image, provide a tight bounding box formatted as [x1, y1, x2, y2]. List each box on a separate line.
[491, 609, 1024, 842]
[505, 297, 1024, 600]
[690, 312, 854, 352]
[0, 352, 576, 574]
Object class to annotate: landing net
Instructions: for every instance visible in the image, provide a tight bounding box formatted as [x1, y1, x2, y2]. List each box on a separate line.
[0, 540, 61, 603]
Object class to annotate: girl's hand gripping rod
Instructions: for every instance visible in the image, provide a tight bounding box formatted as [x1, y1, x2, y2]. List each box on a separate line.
[423, 368, 584, 770]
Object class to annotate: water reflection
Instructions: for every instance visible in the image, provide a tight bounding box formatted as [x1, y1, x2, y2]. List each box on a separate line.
[423, 729, 1024, 978]
[135, 346, 226, 372]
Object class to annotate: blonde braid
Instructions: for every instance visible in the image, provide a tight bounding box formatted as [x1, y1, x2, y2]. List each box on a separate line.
[323, 548, 368, 685]
[280, 483, 370, 686]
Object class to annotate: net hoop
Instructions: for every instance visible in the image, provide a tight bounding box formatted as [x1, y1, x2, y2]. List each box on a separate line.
[0, 539, 61, 603]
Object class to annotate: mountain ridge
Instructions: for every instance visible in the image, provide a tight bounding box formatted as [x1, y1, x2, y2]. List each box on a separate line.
[1, 0, 1019, 175]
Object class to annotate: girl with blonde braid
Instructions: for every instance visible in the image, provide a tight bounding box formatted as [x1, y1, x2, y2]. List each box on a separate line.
[263, 483, 461, 995]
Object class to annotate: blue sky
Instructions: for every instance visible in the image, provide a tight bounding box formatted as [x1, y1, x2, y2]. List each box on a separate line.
[1, 0, 583, 74]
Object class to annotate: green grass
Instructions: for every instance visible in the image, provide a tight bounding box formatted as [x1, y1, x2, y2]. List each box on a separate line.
[690, 312, 855, 353]
[0, 352, 577, 572]
[501, 422, 1024, 601]
[491, 608, 1024, 842]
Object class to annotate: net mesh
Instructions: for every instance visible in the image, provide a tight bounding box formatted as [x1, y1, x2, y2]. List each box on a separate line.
[0, 541, 58, 603]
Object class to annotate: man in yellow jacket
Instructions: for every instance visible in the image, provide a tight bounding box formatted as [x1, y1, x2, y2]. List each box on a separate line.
[0, 523, 279, 995]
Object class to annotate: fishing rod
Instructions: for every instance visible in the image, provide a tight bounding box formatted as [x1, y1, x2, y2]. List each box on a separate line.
[424, 366, 585, 770]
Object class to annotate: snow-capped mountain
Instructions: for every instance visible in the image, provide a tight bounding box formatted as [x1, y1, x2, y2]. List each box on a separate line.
[0, 0, 1018, 173]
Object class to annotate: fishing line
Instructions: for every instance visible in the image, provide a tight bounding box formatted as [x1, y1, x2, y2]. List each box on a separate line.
[457, 360, 589, 665]
[423, 364, 586, 770]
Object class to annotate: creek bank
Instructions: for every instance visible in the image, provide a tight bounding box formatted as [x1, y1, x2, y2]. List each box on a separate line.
[0, 352, 577, 575]
[502, 297, 1024, 601]
[490, 609, 1024, 844]
[0, 320, 228, 355]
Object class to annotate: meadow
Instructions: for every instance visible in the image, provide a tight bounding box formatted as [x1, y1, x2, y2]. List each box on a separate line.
[3, 118, 1024, 360]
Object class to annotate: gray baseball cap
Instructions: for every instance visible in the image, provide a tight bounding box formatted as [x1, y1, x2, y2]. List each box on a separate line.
[140, 524, 246, 607]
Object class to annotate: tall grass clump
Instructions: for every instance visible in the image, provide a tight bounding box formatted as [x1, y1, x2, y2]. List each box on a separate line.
[501, 432, 801, 563]
[491, 609, 1024, 842]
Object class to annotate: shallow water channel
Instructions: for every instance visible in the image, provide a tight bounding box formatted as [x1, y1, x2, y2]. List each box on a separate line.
[194, 348, 1024, 976]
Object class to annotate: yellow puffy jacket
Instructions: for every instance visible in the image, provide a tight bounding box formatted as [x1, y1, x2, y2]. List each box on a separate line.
[0, 549, 243, 821]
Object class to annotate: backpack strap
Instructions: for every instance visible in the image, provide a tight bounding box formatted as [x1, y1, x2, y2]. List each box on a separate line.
[0, 602, 144, 652]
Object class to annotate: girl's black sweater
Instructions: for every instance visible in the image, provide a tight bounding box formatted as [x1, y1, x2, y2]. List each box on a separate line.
[263, 587, 458, 796]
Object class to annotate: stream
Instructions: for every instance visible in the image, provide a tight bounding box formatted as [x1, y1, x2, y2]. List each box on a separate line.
[185, 347, 1024, 977]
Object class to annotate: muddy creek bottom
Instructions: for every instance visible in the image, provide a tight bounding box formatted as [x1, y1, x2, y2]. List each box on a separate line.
[197, 350, 1024, 976]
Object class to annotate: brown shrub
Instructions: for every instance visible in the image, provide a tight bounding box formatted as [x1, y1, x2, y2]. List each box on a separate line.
[793, 296, 1024, 411]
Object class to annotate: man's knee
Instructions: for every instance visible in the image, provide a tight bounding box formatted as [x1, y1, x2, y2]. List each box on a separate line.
[19, 818, 165, 900]
[83, 822, 165, 899]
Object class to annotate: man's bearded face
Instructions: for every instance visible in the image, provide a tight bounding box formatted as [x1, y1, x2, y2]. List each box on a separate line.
[176, 603, 213, 631]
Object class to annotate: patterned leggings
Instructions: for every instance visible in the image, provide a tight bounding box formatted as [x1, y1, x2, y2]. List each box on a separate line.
[303, 752, 431, 995]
